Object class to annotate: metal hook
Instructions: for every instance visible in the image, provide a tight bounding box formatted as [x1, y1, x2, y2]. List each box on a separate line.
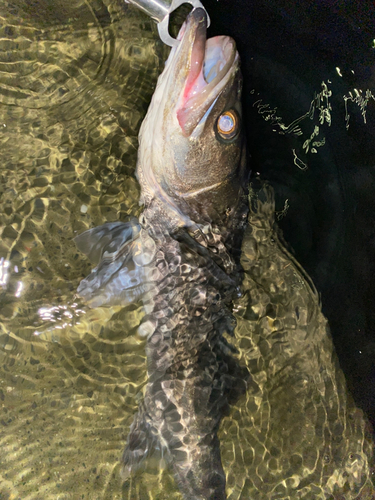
[125, 0, 210, 47]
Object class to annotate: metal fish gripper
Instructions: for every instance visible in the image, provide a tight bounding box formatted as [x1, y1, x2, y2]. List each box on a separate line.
[125, 0, 210, 47]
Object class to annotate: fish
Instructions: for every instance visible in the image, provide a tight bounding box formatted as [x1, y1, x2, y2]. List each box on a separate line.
[74, 8, 250, 500]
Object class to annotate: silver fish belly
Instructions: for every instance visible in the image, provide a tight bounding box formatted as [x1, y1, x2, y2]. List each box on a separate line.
[75, 8, 249, 500]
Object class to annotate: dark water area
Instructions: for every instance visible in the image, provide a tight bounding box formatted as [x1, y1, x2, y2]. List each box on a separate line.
[204, 0, 375, 430]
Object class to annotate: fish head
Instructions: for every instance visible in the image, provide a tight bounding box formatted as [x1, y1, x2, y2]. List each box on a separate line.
[137, 7, 247, 228]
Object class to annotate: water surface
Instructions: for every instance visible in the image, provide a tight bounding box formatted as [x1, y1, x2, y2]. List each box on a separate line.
[0, 1, 374, 499]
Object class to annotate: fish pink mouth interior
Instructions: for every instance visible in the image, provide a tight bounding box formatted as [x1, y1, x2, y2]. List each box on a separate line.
[176, 9, 237, 135]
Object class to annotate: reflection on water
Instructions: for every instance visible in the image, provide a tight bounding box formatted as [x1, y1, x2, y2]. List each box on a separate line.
[0, 1, 373, 499]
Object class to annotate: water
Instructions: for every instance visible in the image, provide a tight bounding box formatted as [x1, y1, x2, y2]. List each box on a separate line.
[204, 0, 375, 433]
[0, 1, 374, 499]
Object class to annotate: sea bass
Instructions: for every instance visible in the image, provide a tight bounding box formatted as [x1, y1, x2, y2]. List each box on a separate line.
[75, 8, 249, 499]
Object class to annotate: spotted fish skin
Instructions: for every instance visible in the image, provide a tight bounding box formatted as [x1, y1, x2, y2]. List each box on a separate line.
[75, 212, 250, 499]
[75, 7, 249, 499]
[121, 219, 248, 500]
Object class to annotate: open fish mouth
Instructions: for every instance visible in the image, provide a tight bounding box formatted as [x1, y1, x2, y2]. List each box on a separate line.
[173, 8, 239, 136]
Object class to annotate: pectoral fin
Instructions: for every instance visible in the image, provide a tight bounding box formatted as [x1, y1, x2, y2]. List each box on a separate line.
[74, 219, 156, 308]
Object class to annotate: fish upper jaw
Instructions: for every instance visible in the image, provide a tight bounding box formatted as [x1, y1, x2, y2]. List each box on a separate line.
[160, 7, 239, 138]
[177, 35, 238, 137]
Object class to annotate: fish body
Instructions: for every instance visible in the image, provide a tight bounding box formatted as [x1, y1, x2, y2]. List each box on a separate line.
[75, 8, 249, 499]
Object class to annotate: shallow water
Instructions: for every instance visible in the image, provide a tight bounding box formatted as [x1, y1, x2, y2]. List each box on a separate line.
[0, 1, 374, 499]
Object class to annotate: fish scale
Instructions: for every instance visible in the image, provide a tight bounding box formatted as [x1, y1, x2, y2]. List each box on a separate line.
[102, 213, 249, 500]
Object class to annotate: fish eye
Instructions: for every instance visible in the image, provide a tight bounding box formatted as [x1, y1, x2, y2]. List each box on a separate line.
[216, 110, 239, 141]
